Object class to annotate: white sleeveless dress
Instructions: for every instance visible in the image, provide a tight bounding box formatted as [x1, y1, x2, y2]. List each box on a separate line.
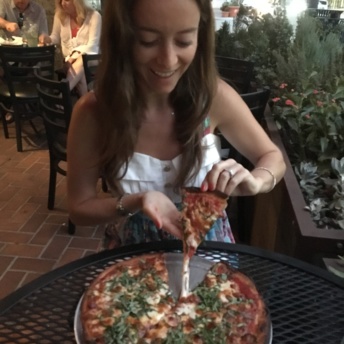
[105, 134, 234, 248]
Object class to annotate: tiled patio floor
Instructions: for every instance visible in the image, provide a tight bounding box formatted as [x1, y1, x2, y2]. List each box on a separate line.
[0, 118, 104, 300]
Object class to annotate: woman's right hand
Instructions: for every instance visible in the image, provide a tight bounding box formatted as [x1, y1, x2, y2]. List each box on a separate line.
[141, 191, 183, 240]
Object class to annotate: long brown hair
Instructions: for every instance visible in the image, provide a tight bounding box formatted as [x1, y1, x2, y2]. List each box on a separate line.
[95, 0, 217, 193]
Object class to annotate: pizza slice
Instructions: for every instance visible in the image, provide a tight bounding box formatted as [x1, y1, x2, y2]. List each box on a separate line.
[180, 187, 228, 298]
[81, 253, 175, 343]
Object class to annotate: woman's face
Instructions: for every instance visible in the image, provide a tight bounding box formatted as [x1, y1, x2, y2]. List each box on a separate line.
[132, 0, 200, 96]
[60, 0, 76, 15]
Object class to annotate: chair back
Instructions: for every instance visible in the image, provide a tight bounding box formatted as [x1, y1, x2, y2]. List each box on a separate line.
[215, 56, 254, 94]
[240, 87, 271, 125]
[82, 53, 101, 91]
[0, 45, 55, 102]
[34, 68, 72, 165]
[35, 68, 77, 234]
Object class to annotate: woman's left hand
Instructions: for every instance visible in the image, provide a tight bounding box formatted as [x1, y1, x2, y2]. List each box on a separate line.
[201, 159, 262, 197]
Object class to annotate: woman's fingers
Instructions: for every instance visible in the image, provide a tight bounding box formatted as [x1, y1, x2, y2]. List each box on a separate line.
[142, 192, 183, 239]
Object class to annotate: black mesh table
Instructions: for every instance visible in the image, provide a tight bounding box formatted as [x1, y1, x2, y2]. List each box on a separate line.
[1, 241, 344, 343]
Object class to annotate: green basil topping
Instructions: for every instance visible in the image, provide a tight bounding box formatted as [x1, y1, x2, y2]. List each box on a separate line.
[194, 284, 222, 311]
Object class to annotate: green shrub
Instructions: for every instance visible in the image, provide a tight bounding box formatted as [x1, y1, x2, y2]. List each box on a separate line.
[274, 14, 344, 92]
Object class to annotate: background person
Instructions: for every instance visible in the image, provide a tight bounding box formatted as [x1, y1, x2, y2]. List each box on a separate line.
[0, 0, 48, 38]
[0, 0, 48, 123]
[67, 0, 286, 249]
[39, 0, 101, 97]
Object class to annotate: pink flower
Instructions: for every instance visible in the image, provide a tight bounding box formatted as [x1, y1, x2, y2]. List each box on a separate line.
[272, 97, 280, 102]
[279, 83, 288, 89]
[285, 99, 295, 106]
[305, 114, 311, 119]
[313, 90, 319, 94]
[316, 101, 323, 107]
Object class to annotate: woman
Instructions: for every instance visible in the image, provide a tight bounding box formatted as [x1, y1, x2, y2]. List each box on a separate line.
[39, 0, 101, 96]
[67, 0, 286, 248]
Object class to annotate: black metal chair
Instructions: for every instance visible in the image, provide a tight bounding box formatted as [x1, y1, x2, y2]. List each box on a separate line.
[35, 68, 107, 235]
[0, 45, 55, 151]
[82, 53, 101, 91]
[215, 55, 254, 94]
[34, 68, 76, 234]
[218, 87, 271, 243]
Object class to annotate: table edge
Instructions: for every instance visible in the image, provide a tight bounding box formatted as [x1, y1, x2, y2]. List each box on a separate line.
[1, 241, 343, 313]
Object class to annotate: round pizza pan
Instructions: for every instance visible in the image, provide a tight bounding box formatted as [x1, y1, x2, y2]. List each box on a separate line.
[74, 252, 272, 344]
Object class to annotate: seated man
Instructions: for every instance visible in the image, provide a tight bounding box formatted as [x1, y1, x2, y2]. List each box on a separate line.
[0, 0, 48, 39]
[0, 0, 48, 122]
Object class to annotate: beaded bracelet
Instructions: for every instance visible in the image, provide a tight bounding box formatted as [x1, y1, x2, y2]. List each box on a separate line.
[254, 167, 276, 193]
[116, 193, 134, 217]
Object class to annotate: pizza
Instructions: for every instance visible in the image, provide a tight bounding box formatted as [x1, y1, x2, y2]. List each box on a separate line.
[80, 253, 269, 344]
[180, 187, 228, 297]
[181, 187, 228, 259]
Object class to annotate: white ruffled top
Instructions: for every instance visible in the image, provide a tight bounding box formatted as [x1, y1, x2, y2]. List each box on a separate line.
[118, 134, 221, 203]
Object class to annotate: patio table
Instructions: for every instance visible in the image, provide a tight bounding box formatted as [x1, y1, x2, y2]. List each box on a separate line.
[0, 241, 344, 343]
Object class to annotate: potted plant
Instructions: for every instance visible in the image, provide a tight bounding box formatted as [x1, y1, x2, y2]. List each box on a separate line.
[215, 10, 344, 266]
[220, 1, 231, 17]
[249, 15, 344, 265]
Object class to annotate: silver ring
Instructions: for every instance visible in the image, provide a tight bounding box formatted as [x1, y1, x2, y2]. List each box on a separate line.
[226, 169, 235, 179]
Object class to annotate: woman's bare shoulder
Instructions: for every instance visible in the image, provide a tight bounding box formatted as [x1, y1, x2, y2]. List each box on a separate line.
[73, 92, 99, 117]
[211, 79, 240, 113]
[210, 79, 251, 127]
[215, 78, 242, 101]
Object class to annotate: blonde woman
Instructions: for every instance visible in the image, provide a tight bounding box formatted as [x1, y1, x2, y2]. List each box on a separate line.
[39, 0, 101, 96]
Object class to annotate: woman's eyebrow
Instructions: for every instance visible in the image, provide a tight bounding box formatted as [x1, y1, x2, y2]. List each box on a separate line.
[136, 27, 198, 34]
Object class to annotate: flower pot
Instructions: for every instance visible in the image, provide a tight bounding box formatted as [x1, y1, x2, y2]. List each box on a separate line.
[228, 6, 239, 17]
[221, 11, 229, 17]
[248, 110, 344, 265]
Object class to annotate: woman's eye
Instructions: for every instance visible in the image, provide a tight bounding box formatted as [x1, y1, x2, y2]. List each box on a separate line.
[176, 41, 192, 47]
[139, 40, 158, 47]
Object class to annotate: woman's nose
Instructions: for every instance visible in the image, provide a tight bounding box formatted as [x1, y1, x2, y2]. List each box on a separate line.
[156, 43, 177, 68]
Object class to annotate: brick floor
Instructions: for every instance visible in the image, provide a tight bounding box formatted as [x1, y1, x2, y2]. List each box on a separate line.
[0, 118, 103, 300]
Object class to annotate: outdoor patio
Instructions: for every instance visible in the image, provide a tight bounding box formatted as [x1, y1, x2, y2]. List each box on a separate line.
[0, 118, 103, 300]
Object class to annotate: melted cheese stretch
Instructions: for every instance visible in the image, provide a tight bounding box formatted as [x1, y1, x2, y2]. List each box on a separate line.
[180, 255, 190, 298]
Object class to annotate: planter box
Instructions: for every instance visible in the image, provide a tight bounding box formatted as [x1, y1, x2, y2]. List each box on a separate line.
[249, 113, 344, 264]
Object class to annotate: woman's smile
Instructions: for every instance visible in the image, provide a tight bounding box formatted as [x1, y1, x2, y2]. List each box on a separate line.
[152, 70, 176, 78]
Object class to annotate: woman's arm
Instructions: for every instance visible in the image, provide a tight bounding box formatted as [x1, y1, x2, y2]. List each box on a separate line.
[203, 79, 286, 196]
[38, 14, 61, 46]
